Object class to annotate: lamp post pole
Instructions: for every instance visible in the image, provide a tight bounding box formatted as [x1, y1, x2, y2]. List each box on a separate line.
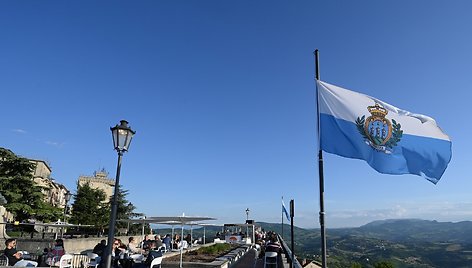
[63, 192, 72, 223]
[61, 191, 72, 238]
[105, 120, 135, 268]
[105, 151, 122, 268]
[126, 203, 133, 235]
[245, 208, 250, 240]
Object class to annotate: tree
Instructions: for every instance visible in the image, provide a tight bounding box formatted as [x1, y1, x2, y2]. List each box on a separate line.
[374, 261, 394, 268]
[70, 182, 109, 233]
[0, 148, 60, 222]
[109, 184, 135, 229]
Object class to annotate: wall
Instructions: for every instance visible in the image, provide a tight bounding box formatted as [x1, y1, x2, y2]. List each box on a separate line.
[13, 236, 142, 254]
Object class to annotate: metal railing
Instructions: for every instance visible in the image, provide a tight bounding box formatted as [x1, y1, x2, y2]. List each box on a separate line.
[277, 234, 303, 268]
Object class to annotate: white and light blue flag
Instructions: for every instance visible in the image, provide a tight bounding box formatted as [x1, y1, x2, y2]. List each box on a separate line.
[317, 80, 452, 184]
[282, 199, 290, 221]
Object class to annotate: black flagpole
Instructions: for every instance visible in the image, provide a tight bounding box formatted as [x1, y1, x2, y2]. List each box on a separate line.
[315, 49, 327, 268]
[281, 196, 284, 239]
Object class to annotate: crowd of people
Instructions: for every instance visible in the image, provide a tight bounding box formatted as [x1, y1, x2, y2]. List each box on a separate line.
[90, 233, 190, 268]
[255, 230, 282, 258]
[2, 229, 282, 267]
[3, 238, 68, 267]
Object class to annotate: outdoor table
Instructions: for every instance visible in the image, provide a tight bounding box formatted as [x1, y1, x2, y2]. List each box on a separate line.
[129, 254, 144, 263]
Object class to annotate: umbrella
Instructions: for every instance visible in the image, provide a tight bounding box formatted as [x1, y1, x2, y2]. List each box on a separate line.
[146, 215, 216, 268]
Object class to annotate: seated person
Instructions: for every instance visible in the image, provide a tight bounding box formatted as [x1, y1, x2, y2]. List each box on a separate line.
[46, 239, 66, 266]
[93, 240, 107, 256]
[154, 235, 163, 249]
[100, 239, 127, 268]
[141, 235, 151, 251]
[162, 234, 171, 251]
[143, 241, 162, 268]
[265, 234, 281, 253]
[127, 237, 142, 254]
[4, 238, 38, 267]
[184, 234, 192, 245]
[172, 234, 181, 249]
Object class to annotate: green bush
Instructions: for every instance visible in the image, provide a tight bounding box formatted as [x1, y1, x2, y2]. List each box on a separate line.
[197, 243, 233, 255]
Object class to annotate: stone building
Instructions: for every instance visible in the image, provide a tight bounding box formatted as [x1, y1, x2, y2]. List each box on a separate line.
[29, 159, 69, 209]
[77, 169, 114, 200]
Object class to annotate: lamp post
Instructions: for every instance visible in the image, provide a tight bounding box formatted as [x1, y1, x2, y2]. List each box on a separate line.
[61, 191, 72, 238]
[63, 191, 72, 222]
[126, 202, 133, 235]
[105, 120, 135, 268]
[245, 208, 250, 241]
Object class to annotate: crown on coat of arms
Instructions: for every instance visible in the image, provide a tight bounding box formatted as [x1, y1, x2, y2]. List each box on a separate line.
[367, 103, 388, 117]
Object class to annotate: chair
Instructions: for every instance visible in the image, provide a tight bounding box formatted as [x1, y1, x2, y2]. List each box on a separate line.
[87, 252, 100, 268]
[0, 255, 9, 266]
[264, 251, 278, 268]
[149, 256, 162, 268]
[59, 254, 73, 268]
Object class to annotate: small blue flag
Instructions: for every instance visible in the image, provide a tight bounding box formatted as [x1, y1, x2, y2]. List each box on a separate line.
[282, 200, 290, 221]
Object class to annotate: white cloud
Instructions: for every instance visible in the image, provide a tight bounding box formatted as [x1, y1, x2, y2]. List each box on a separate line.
[45, 141, 65, 148]
[11, 129, 27, 134]
[312, 202, 472, 228]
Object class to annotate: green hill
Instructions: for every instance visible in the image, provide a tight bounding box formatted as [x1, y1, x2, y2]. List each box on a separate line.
[260, 219, 472, 268]
[152, 219, 472, 267]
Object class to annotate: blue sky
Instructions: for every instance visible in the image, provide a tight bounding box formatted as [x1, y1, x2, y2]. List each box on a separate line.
[1, 1, 471, 228]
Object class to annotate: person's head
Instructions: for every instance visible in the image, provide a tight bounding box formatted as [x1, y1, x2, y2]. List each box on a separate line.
[5, 239, 16, 249]
[100, 239, 106, 245]
[129, 237, 135, 243]
[113, 239, 120, 248]
[55, 239, 64, 246]
[149, 241, 157, 249]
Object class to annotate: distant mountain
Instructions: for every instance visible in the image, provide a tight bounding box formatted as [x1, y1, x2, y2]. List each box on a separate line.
[153, 219, 472, 267]
[270, 219, 472, 268]
[355, 219, 472, 243]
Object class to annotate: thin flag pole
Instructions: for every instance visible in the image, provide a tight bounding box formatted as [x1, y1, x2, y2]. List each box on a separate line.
[314, 49, 328, 268]
[281, 196, 284, 239]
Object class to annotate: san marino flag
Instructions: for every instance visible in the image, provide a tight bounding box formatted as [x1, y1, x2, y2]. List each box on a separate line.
[317, 80, 452, 184]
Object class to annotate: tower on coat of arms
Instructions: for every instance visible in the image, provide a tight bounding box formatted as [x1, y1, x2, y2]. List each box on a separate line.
[355, 103, 403, 153]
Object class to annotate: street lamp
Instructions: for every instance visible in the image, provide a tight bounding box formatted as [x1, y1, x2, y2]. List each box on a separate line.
[105, 120, 135, 268]
[245, 208, 250, 241]
[126, 202, 133, 235]
[63, 191, 72, 222]
[61, 191, 72, 238]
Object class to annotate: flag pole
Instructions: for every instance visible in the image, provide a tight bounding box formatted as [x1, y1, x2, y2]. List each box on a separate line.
[314, 49, 327, 268]
[281, 196, 284, 239]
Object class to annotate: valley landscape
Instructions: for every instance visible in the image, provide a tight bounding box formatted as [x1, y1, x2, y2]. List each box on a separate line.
[168, 219, 472, 268]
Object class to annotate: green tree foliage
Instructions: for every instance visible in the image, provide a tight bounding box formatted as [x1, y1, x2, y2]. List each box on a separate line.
[351, 262, 362, 268]
[110, 184, 135, 229]
[374, 261, 394, 268]
[70, 182, 109, 232]
[0, 148, 61, 222]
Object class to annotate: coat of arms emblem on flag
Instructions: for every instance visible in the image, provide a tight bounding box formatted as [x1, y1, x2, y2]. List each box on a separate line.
[355, 103, 403, 153]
